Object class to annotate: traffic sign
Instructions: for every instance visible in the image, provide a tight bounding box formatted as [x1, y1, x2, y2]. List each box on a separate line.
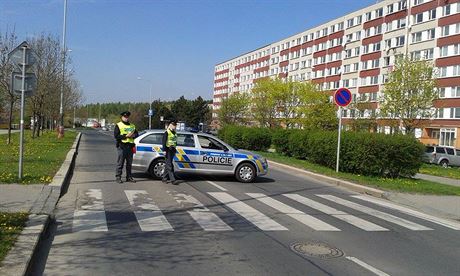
[148, 109, 154, 116]
[334, 88, 352, 107]
[8, 41, 37, 73]
[11, 72, 36, 96]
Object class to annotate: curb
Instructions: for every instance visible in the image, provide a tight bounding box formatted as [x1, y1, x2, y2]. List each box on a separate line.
[268, 160, 388, 198]
[0, 132, 82, 276]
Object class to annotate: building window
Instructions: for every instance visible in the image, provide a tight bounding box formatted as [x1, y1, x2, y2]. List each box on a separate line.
[396, 35, 405, 46]
[440, 128, 456, 147]
[414, 0, 425, 6]
[366, 12, 372, 21]
[398, 0, 407, 11]
[397, 18, 407, 29]
[415, 12, 424, 24]
[383, 56, 391, 66]
[376, 8, 383, 18]
[429, 9, 436, 20]
[451, 108, 460, 118]
[387, 4, 394, 14]
[443, 4, 452, 16]
[412, 32, 422, 43]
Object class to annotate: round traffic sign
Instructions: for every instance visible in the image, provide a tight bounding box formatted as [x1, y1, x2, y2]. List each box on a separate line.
[334, 88, 352, 107]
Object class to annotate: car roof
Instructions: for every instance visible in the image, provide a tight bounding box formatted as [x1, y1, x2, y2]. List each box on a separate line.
[141, 129, 215, 137]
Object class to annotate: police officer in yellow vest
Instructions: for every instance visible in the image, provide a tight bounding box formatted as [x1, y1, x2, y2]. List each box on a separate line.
[161, 120, 178, 184]
[114, 111, 138, 183]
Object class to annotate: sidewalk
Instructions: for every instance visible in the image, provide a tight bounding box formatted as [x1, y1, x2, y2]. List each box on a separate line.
[415, 173, 460, 187]
[0, 184, 45, 213]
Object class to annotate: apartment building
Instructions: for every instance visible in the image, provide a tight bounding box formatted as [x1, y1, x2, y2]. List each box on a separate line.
[213, 0, 460, 148]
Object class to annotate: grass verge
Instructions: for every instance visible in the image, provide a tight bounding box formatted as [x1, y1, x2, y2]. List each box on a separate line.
[0, 130, 77, 184]
[419, 164, 460, 180]
[0, 212, 28, 264]
[256, 151, 460, 196]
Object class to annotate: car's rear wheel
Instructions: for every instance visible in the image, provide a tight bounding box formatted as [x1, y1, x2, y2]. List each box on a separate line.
[440, 159, 449, 168]
[149, 159, 166, 179]
[235, 163, 256, 183]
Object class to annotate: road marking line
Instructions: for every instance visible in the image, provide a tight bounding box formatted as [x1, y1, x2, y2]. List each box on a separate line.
[352, 195, 460, 230]
[208, 192, 288, 231]
[284, 194, 388, 231]
[317, 195, 432, 231]
[125, 190, 173, 231]
[206, 180, 227, 191]
[247, 193, 340, 231]
[169, 191, 232, 231]
[73, 189, 107, 232]
[346, 256, 390, 276]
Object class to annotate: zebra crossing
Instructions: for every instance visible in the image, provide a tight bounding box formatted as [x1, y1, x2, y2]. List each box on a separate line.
[71, 188, 460, 233]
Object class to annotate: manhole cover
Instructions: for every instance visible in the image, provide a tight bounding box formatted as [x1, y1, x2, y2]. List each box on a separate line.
[290, 241, 344, 259]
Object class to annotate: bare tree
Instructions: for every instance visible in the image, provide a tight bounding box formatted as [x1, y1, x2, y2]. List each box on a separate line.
[0, 28, 17, 144]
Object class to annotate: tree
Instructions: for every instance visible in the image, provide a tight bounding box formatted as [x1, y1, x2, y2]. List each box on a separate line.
[296, 81, 337, 130]
[217, 93, 250, 126]
[251, 78, 279, 128]
[0, 29, 17, 144]
[380, 56, 438, 135]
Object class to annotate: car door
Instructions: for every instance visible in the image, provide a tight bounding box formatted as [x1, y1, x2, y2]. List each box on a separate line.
[134, 132, 163, 170]
[174, 133, 200, 172]
[196, 135, 234, 173]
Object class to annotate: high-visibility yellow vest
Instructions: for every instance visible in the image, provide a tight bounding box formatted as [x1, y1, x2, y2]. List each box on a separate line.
[117, 122, 136, 144]
[166, 129, 177, 147]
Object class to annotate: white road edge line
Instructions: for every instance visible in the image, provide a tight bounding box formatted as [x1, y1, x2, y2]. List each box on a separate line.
[346, 256, 390, 276]
[206, 180, 227, 191]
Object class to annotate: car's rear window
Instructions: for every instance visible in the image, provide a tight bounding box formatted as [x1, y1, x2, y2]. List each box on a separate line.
[140, 133, 163, 145]
[446, 148, 455, 155]
[457, 150, 460, 157]
[436, 147, 446, 154]
[425, 146, 434, 153]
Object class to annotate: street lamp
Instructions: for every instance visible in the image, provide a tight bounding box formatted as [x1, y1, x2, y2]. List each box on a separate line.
[59, 0, 68, 138]
[137, 76, 153, 130]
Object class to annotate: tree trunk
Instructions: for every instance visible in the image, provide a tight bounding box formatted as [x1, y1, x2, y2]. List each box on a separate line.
[32, 112, 37, 138]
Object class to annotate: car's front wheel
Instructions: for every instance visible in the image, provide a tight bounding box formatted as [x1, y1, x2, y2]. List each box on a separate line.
[439, 159, 449, 168]
[149, 159, 166, 179]
[235, 163, 256, 183]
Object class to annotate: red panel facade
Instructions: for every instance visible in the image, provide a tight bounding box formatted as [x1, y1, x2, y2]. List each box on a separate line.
[411, 0, 438, 15]
[361, 52, 382, 61]
[362, 34, 383, 45]
[358, 85, 379, 94]
[363, 17, 384, 29]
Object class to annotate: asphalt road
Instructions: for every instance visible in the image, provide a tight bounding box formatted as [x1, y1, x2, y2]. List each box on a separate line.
[30, 130, 460, 276]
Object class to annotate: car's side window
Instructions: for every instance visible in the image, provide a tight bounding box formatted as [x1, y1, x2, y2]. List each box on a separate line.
[198, 135, 225, 150]
[446, 148, 455, 155]
[177, 134, 196, 148]
[436, 147, 446, 154]
[140, 133, 162, 144]
[425, 146, 434, 153]
[456, 150, 460, 157]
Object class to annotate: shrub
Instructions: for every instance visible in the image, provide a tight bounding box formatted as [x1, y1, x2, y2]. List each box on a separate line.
[220, 125, 424, 178]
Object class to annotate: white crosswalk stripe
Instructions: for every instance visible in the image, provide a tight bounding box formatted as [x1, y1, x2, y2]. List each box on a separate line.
[168, 191, 232, 231]
[73, 189, 108, 232]
[246, 193, 340, 231]
[317, 195, 432, 231]
[208, 192, 288, 231]
[352, 195, 460, 230]
[283, 194, 388, 231]
[125, 190, 174, 231]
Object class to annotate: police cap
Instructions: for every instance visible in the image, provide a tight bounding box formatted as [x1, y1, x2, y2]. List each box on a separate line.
[169, 120, 177, 126]
[120, 111, 131, 117]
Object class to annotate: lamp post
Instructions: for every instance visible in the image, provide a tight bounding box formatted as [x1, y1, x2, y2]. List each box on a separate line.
[137, 77, 153, 130]
[58, 0, 68, 138]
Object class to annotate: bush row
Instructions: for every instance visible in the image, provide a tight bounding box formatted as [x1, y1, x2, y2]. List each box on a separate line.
[219, 125, 424, 178]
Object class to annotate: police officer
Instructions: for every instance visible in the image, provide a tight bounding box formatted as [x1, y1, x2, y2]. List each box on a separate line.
[114, 111, 138, 183]
[162, 120, 178, 184]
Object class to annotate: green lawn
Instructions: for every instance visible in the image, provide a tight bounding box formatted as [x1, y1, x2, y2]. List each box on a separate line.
[0, 212, 28, 264]
[256, 151, 460, 196]
[420, 164, 460, 180]
[0, 130, 77, 184]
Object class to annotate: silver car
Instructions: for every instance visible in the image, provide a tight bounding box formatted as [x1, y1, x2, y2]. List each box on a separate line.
[424, 146, 460, 168]
[132, 130, 268, 183]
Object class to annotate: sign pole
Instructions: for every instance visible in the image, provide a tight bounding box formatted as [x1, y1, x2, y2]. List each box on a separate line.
[336, 106, 342, 173]
[18, 46, 27, 180]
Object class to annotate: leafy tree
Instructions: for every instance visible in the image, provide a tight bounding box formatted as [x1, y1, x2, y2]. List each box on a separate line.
[380, 56, 438, 135]
[296, 82, 337, 130]
[217, 93, 250, 126]
[251, 78, 279, 128]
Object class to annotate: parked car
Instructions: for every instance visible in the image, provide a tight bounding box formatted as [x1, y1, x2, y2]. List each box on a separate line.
[424, 146, 460, 168]
[132, 130, 268, 183]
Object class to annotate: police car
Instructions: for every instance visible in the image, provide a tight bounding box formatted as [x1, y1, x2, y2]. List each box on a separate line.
[132, 130, 268, 183]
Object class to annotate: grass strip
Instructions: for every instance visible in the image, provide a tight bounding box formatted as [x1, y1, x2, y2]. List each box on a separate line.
[0, 212, 28, 264]
[255, 151, 460, 196]
[0, 130, 77, 184]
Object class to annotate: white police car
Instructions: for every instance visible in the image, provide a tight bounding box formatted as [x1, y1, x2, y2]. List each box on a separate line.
[132, 130, 268, 183]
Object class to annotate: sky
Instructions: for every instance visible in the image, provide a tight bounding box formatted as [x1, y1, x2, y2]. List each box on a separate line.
[0, 0, 376, 104]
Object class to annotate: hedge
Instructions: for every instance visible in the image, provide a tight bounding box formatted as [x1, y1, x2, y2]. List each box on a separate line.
[218, 125, 272, 151]
[218, 125, 424, 178]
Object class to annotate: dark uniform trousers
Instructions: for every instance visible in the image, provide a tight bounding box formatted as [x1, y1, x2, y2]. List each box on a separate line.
[163, 146, 176, 181]
[116, 143, 134, 178]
